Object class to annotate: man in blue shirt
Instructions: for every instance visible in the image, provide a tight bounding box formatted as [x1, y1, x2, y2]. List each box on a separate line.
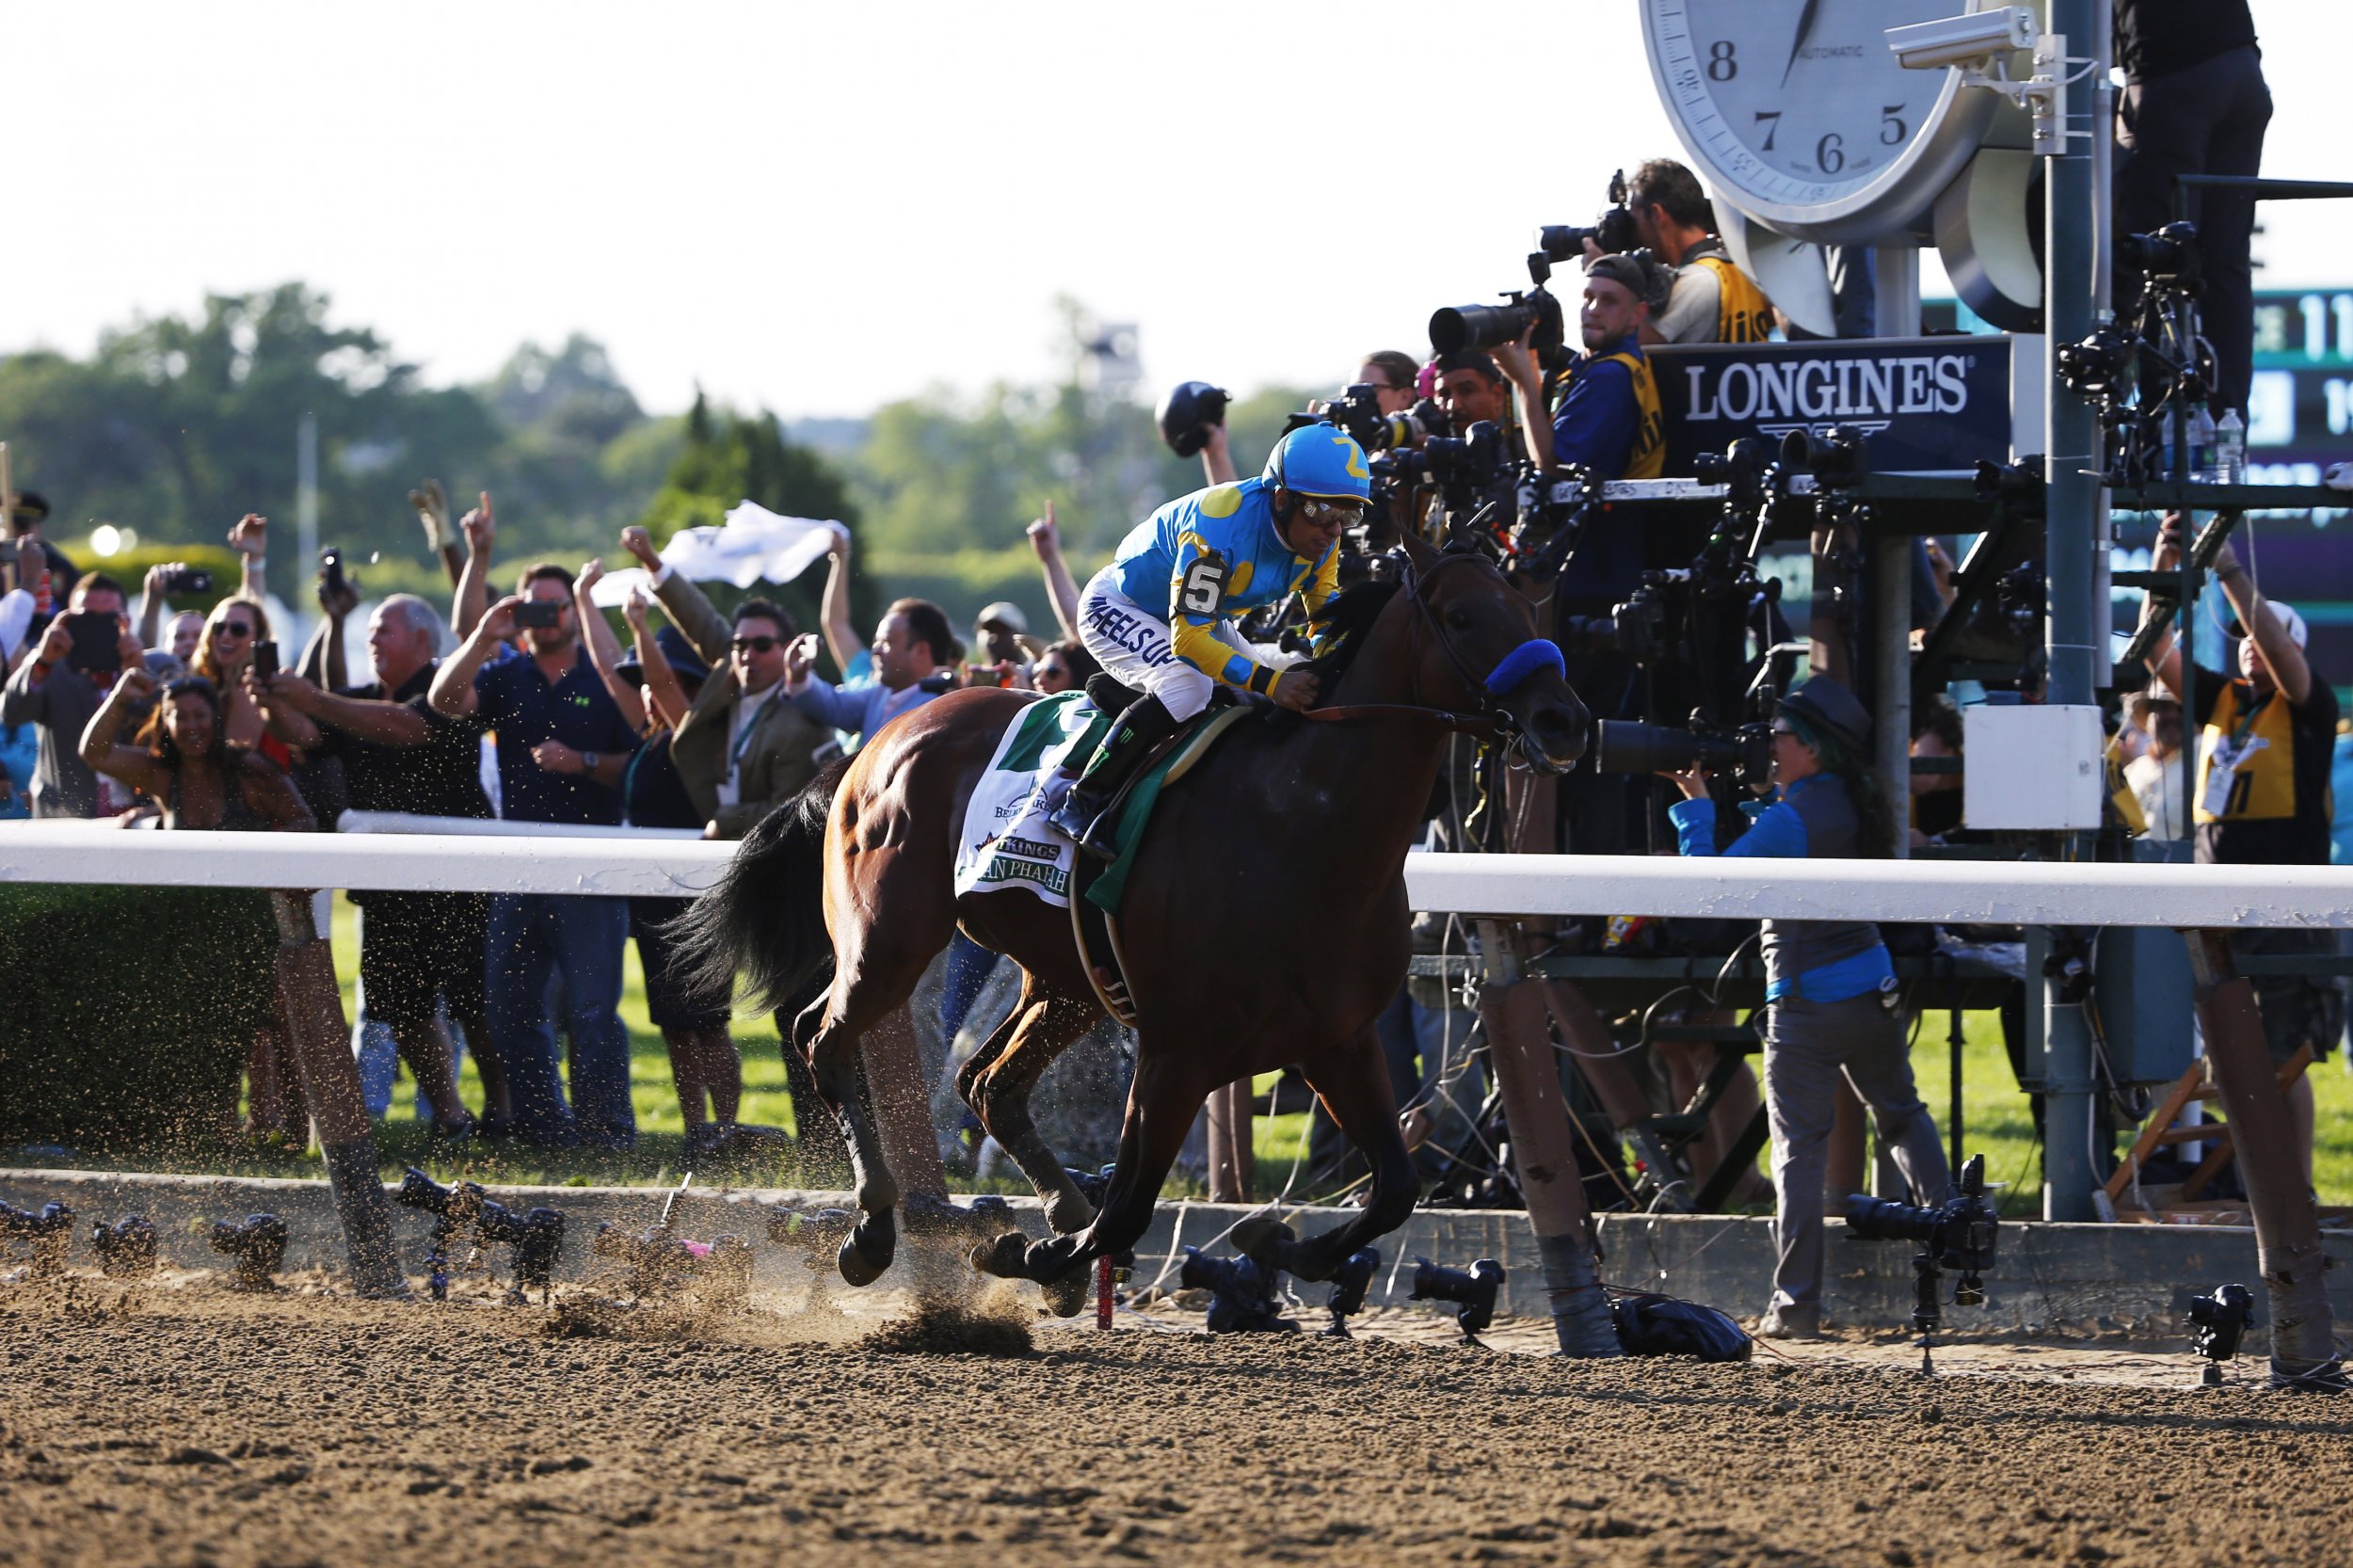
[431, 562, 643, 1147]
[781, 594, 961, 749]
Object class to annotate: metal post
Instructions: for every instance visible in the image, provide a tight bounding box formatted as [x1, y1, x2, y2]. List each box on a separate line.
[1871, 243, 1917, 863]
[296, 412, 318, 625]
[1204, 1079, 1254, 1204]
[2041, 0, 2104, 1221]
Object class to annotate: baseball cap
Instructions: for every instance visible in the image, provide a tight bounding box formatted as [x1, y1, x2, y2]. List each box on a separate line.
[1584, 250, 1671, 312]
[976, 601, 1029, 636]
[2223, 599, 2307, 648]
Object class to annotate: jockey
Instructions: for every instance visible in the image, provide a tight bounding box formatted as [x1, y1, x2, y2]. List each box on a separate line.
[1048, 422, 1369, 853]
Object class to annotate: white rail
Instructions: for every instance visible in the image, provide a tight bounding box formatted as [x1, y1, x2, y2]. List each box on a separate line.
[2, 824, 2351, 927]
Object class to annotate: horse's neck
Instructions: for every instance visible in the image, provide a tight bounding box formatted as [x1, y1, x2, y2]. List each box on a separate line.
[1287, 611, 1449, 858]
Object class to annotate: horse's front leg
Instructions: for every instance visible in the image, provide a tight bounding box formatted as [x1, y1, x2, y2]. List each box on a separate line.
[972, 1050, 1205, 1309]
[1235, 1024, 1420, 1282]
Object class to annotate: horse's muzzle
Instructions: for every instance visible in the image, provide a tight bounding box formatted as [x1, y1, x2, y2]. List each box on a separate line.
[1516, 697, 1590, 776]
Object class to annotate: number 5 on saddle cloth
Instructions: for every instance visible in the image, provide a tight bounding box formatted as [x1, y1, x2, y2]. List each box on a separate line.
[952, 681, 1249, 1024]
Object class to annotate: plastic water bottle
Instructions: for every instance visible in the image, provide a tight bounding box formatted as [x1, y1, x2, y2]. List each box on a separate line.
[2185, 401, 2217, 483]
[2214, 409, 2247, 484]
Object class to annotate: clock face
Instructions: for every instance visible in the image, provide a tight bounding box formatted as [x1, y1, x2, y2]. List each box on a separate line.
[1643, 0, 2008, 243]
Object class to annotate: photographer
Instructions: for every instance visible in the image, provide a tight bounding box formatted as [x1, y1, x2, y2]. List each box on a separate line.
[617, 524, 826, 839]
[2, 572, 151, 818]
[1497, 252, 1667, 525]
[1614, 159, 1773, 346]
[2140, 516, 2336, 1186]
[251, 594, 494, 1140]
[430, 562, 643, 1149]
[1659, 677, 1950, 1339]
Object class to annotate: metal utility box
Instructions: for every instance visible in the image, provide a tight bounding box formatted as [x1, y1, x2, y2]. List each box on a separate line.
[1962, 703, 2105, 830]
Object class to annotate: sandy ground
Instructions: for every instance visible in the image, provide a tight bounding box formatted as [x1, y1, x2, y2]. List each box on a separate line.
[3, 1264, 2349, 1568]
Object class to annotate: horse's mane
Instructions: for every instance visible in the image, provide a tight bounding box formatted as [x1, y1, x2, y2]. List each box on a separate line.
[1295, 574, 1402, 685]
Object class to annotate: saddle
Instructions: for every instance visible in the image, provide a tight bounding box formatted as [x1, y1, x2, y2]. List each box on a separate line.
[1067, 675, 1248, 1027]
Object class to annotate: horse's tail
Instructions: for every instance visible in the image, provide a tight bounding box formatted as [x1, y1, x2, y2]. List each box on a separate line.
[675, 756, 852, 1021]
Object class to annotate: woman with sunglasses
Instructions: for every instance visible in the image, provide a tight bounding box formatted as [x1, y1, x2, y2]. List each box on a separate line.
[192, 596, 278, 753]
[1658, 676, 1949, 1341]
[1046, 421, 1369, 854]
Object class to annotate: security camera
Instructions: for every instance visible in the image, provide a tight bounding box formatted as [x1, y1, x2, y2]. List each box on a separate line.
[1886, 7, 2038, 72]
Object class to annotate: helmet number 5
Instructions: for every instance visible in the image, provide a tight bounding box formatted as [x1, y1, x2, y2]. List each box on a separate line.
[1178, 552, 1227, 617]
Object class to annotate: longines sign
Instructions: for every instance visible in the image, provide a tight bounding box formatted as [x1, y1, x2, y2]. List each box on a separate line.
[1650, 336, 2011, 475]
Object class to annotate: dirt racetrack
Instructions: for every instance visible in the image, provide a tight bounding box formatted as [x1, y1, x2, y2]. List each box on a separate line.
[4, 1274, 2349, 1568]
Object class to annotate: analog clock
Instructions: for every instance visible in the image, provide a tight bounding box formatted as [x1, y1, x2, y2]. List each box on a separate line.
[1641, 0, 2020, 244]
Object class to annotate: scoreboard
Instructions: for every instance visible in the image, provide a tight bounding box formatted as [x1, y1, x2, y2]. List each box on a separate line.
[2249, 288, 2353, 483]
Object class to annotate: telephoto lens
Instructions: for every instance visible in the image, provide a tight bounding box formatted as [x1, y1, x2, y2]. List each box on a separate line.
[1429, 301, 1539, 357]
[1323, 1248, 1381, 1338]
[2186, 1282, 2256, 1378]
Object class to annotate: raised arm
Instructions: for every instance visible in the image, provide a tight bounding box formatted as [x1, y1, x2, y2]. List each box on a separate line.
[1027, 501, 1082, 640]
[453, 492, 495, 640]
[1199, 421, 1239, 488]
[573, 557, 646, 733]
[430, 596, 518, 718]
[78, 667, 168, 799]
[138, 563, 172, 651]
[227, 513, 268, 600]
[817, 527, 859, 678]
[625, 587, 692, 733]
[625, 525, 730, 664]
[1491, 329, 1555, 471]
[409, 479, 465, 589]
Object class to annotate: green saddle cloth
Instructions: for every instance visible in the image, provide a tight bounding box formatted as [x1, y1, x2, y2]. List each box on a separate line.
[1085, 704, 1250, 916]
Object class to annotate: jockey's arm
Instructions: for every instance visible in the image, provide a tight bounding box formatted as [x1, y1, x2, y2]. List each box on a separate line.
[1170, 610, 1284, 698]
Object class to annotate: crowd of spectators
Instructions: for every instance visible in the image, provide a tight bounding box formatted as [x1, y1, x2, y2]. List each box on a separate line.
[0, 475, 1100, 1157]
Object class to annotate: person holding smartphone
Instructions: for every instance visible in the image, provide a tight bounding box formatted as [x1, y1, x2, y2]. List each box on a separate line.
[0, 572, 149, 817]
[430, 561, 642, 1150]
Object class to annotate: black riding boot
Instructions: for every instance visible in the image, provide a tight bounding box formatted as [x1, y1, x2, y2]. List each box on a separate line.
[1047, 695, 1180, 858]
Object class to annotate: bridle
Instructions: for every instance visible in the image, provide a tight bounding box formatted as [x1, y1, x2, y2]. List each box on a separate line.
[1303, 548, 1567, 746]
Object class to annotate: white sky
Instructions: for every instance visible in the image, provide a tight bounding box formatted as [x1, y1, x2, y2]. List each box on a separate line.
[9, 1, 2345, 418]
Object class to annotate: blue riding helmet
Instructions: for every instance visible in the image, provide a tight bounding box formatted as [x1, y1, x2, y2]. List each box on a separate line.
[1263, 423, 1374, 504]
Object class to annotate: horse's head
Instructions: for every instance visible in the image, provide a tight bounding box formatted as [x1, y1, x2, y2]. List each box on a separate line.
[1392, 533, 1589, 774]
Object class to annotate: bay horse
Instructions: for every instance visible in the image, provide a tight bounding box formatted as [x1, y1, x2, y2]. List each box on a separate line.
[679, 533, 1587, 1304]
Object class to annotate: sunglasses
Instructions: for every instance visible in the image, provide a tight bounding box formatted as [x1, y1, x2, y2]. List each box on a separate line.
[217, 621, 254, 638]
[1295, 496, 1369, 526]
[732, 634, 780, 654]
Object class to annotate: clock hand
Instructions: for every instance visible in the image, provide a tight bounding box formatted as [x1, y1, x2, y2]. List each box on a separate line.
[1781, 0, 1823, 88]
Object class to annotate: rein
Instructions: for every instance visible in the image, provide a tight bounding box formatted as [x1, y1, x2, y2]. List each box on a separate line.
[1300, 550, 1558, 740]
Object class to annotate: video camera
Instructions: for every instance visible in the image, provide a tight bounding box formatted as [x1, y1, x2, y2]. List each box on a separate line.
[1537, 169, 1639, 262]
[1429, 251, 1567, 360]
[209, 1212, 289, 1291]
[0, 1198, 73, 1277]
[395, 1168, 566, 1304]
[1410, 1256, 1504, 1346]
[2116, 221, 2201, 289]
[1178, 1245, 1294, 1334]
[1845, 1154, 1999, 1375]
[2186, 1282, 2256, 1385]
[89, 1214, 157, 1279]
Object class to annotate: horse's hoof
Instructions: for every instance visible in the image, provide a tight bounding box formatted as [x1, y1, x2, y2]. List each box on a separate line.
[837, 1216, 895, 1288]
[969, 1230, 1032, 1280]
[1040, 1264, 1093, 1320]
[1231, 1215, 1296, 1266]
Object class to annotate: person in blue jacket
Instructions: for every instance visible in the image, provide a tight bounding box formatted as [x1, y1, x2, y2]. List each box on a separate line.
[1047, 422, 1366, 853]
[1660, 676, 1951, 1339]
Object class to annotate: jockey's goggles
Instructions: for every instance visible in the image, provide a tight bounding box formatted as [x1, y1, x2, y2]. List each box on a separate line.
[1293, 495, 1369, 526]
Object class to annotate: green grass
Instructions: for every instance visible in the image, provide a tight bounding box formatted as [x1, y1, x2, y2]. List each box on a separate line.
[53, 896, 2353, 1207]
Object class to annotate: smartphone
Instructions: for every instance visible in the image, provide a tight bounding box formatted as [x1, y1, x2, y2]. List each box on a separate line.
[318, 547, 347, 600]
[64, 612, 122, 677]
[162, 567, 213, 595]
[250, 640, 280, 682]
[514, 600, 563, 630]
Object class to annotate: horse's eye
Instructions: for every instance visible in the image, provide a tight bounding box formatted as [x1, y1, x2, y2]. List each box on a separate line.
[1446, 607, 1473, 632]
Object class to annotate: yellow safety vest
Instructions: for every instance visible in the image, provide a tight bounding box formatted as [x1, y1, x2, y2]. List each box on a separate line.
[2196, 681, 2302, 824]
[1691, 253, 1775, 344]
[1552, 349, 1666, 480]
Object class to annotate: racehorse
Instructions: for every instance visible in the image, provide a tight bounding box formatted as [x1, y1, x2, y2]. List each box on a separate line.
[678, 533, 1587, 1304]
